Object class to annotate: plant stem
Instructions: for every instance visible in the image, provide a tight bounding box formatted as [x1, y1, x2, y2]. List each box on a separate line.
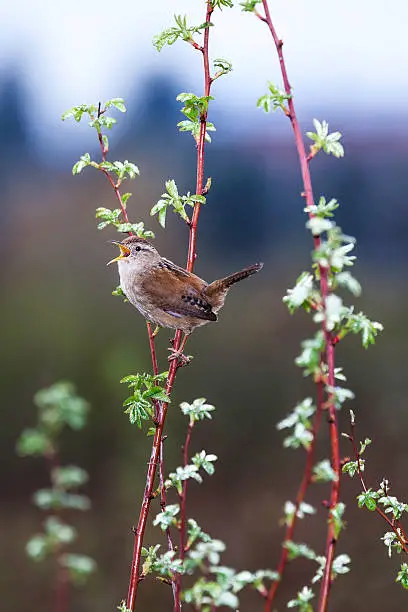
[347, 421, 408, 553]
[256, 3, 340, 610]
[174, 420, 195, 609]
[265, 379, 324, 608]
[126, 3, 215, 608]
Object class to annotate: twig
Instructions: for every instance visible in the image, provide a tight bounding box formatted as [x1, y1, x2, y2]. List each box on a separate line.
[255, 3, 341, 611]
[95, 104, 133, 230]
[265, 379, 325, 606]
[174, 419, 195, 609]
[347, 420, 408, 553]
[126, 3, 215, 608]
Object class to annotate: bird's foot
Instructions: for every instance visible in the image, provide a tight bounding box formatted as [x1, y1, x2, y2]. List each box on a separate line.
[167, 348, 192, 366]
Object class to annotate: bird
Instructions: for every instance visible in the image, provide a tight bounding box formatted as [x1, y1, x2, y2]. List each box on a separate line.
[108, 235, 263, 361]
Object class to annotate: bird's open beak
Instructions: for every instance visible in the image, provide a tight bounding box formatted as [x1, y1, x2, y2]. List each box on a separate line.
[107, 242, 131, 265]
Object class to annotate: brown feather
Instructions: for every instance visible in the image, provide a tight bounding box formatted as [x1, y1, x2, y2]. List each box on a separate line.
[140, 261, 217, 323]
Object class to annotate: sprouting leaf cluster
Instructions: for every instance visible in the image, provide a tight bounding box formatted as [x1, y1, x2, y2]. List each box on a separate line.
[62, 99, 155, 240]
[176, 93, 216, 143]
[306, 119, 344, 158]
[16, 383, 96, 586]
[153, 15, 211, 52]
[344, 432, 408, 588]
[95, 205, 154, 237]
[150, 179, 206, 228]
[257, 81, 291, 114]
[120, 372, 169, 427]
[283, 192, 383, 349]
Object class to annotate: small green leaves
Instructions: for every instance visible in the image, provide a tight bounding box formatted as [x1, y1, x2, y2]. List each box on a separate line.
[187, 519, 212, 549]
[51, 466, 88, 489]
[166, 465, 203, 495]
[334, 271, 362, 297]
[95, 207, 122, 229]
[62, 99, 126, 132]
[33, 488, 90, 511]
[211, 0, 234, 8]
[312, 226, 356, 272]
[16, 428, 51, 456]
[314, 294, 346, 331]
[342, 460, 361, 478]
[62, 104, 97, 123]
[276, 398, 315, 450]
[120, 372, 169, 427]
[95, 206, 154, 237]
[60, 554, 97, 585]
[285, 541, 317, 562]
[357, 489, 379, 512]
[151, 179, 206, 228]
[153, 15, 211, 51]
[72, 153, 92, 175]
[213, 58, 233, 81]
[176, 92, 216, 143]
[304, 196, 339, 218]
[283, 501, 316, 526]
[330, 502, 346, 538]
[287, 586, 315, 611]
[257, 81, 291, 114]
[306, 119, 344, 158]
[313, 459, 337, 483]
[141, 545, 183, 578]
[240, 0, 263, 10]
[396, 563, 408, 589]
[99, 160, 139, 181]
[153, 504, 180, 531]
[180, 397, 215, 424]
[382, 532, 403, 558]
[105, 98, 127, 113]
[341, 310, 383, 348]
[192, 450, 217, 475]
[27, 517, 76, 561]
[332, 553, 351, 577]
[283, 272, 315, 314]
[295, 331, 325, 378]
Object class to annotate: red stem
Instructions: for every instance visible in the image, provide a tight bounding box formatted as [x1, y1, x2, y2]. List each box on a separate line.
[348, 423, 408, 553]
[174, 420, 195, 609]
[264, 380, 324, 609]
[125, 3, 215, 608]
[257, 3, 340, 610]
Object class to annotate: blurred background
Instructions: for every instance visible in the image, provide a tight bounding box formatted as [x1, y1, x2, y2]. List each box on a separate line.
[2, 1, 408, 610]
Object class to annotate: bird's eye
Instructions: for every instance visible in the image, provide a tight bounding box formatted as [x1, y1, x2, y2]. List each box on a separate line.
[135, 246, 141, 252]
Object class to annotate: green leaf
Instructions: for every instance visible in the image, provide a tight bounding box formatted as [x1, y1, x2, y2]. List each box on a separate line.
[396, 563, 408, 589]
[51, 465, 88, 489]
[287, 586, 315, 611]
[357, 489, 379, 511]
[283, 272, 315, 314]
[313, 459, 337, 482]
[153, 504, 180, 530]
[306, 119, 344, 158]
[240, 0, 263, 10]
[72, 153, 91, 175]
[257, 81, 291, 113]
[180, 398, 215, 423]
[105, 97, 127, 113]
[60, 554, 97, 585]
[330, 502, 346, 538]
[16, 428, 51, 456]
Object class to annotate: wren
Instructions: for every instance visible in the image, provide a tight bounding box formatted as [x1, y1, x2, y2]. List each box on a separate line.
[109, 236, 263, 359]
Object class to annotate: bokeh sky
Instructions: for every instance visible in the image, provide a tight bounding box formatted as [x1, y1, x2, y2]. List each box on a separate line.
[1, 0, 408, 153]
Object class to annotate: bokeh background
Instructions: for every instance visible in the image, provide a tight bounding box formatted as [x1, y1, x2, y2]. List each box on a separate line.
[2, 1, 408, 610]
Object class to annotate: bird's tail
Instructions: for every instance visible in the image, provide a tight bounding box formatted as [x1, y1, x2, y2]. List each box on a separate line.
[206, 263, 263, 299]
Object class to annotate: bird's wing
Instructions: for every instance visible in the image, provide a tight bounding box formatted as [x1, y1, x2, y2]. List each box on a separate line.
[141, 261, 217, 321]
